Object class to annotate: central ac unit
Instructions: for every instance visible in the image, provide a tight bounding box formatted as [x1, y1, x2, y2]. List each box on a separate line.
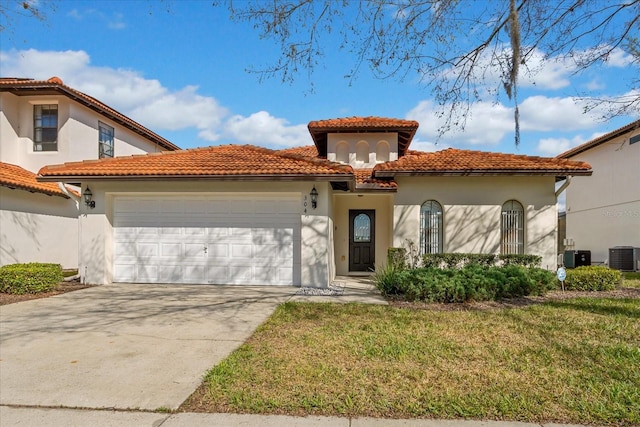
[609, 247, 640, 272]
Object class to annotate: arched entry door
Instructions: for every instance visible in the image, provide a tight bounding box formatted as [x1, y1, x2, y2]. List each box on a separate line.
[349, 210, 375, 272]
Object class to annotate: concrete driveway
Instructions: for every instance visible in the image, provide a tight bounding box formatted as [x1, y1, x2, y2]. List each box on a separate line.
[0, 283, 296, 411]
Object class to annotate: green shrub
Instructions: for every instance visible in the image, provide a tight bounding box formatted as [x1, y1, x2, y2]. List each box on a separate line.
[562, 266, 621, 291]
[387, 247, 407, 270]
[422, 253, 542, 269]
[0, 263, 63, 294]
[373, 264, 556, 303]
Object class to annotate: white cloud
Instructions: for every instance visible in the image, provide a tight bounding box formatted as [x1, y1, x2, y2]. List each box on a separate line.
[406, 99, 513, 146]
[0, 49, 228, 142]
[406, 94, 609, 149]
[65, 8, 125, 30]
[519, 96, 601, 131]
[410, 139, 449, 152]
[536, 136, 586, 156]
[223, 111, 309, 148]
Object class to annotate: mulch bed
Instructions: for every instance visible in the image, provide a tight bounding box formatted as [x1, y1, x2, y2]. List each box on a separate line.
[389, 287, 640, 311]
[0, 281, 95, 306]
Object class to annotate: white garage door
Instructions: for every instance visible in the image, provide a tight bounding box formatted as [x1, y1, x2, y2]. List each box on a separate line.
[113, 194, 301, 285]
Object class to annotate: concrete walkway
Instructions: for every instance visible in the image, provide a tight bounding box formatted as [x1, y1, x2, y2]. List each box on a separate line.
[291, 275, 388, 304]
[0, 283, 297, 411]
[0, 406, 589, 427]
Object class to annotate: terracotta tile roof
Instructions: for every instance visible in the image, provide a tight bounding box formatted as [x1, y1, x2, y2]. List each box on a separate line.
[1, 162, 71, 198]
[308, 116, 419, 157]
[277, 145, 321, 158]
[0, 77, 180, 151]
[373, 148, 592, 177]
[37, 144, 354, 181]
[308, 116, 419, 130]
[354, 169, 397, 191]
[557, 119, 640, 159]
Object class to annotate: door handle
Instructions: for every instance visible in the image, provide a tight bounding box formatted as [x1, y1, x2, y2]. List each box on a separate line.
[203, 246, 208, 254]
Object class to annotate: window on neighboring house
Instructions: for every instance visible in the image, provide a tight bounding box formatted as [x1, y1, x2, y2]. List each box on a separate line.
[99, 122, 114, 158]
[630, 134, 640, 145]
[501, 200, 524, 254]
[420, 200, 443, 254]
[33, 104, 58, 151]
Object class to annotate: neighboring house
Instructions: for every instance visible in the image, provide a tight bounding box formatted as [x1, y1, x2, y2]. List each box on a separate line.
[557, 119, 640, 265]
[0, 77, 180, 268]
[38, 116, 591, 287]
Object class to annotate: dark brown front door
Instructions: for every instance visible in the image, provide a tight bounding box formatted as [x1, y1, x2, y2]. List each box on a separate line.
[349, 210, 375, 272]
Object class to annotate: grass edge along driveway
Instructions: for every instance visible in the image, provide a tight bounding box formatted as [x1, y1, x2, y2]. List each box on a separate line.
[182, 298, 640, 426]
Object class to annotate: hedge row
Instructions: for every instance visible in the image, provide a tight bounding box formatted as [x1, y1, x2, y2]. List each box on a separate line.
[387, 249, 542, 269]
[562, 266, 621, 291]
[0, 263, 63, 294]
[374, 264, 556, 303]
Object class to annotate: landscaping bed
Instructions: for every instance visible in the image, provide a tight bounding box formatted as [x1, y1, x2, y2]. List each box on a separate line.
[0, 280, 93, 305]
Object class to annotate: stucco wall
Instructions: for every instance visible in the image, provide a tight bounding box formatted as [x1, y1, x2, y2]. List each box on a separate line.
[332, 193, 393, 275]
[78, 180, 334, 287]
[0, 93, 167, 174]
[393, 176, 558, 269]
[0, 187, 78, 268]
[565, 132, 640, 262]
[327, 132, 398, 167]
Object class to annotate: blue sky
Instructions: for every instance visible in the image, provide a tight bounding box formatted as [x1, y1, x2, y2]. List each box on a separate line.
[1, 0, 638, 156]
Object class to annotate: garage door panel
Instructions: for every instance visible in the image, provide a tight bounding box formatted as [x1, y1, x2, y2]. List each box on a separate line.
[113, 195, 300, 285]
[184, 243, 206, 258]
[159, 265, 182, 283]
[137, 264, 158, 283]
[114, 264, 136, 282]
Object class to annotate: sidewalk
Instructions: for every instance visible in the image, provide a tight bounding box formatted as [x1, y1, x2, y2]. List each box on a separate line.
[0, 406, 589, 427]
[290, 275, 388, 305]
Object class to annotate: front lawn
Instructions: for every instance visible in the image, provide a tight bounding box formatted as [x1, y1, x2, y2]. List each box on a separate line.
[183, 299, 640, 426]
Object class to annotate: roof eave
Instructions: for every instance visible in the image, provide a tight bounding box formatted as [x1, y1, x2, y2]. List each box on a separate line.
[557, 119, 640, 159]
[374, 170, 593, 178]
[0, 182, 70, 198]
[36, 173, 354, 183]
[1, 84, 180, 151]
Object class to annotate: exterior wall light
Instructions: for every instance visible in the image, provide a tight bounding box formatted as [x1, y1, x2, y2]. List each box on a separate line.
[310, 186, 318, 209]
[83, 186, 95, 209]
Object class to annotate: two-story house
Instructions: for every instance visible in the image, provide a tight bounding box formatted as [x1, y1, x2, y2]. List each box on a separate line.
[0, 77, 180, 268]
[557, 119, 640, 269]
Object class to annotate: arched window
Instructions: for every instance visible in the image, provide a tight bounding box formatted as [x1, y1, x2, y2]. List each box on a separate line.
[335, 142, 349, 163]
[375, 141, 390, 162]
[356, 141, 369, 163]
[501, 200, 524, 254]
[420, 200, 443, 254]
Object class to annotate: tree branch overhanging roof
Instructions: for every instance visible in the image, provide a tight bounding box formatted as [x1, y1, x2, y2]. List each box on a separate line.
[0, 77, 180, 152]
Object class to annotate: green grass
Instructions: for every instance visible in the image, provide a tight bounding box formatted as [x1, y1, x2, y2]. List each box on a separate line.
[185, 299, 640, 425]
[622, 272, 640, 288]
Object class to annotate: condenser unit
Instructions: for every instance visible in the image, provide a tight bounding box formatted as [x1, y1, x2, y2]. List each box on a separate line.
[609, 247, 640, 272]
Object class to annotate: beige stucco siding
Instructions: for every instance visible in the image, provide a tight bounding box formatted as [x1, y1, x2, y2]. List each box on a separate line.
[0, 187, 78, 268]
[0, 93, 167, 174]
[393, 176, 558, 269]
[565, 134, 640, 262]
[332, 193, 393, 275]
[78, 180, 334, 287]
